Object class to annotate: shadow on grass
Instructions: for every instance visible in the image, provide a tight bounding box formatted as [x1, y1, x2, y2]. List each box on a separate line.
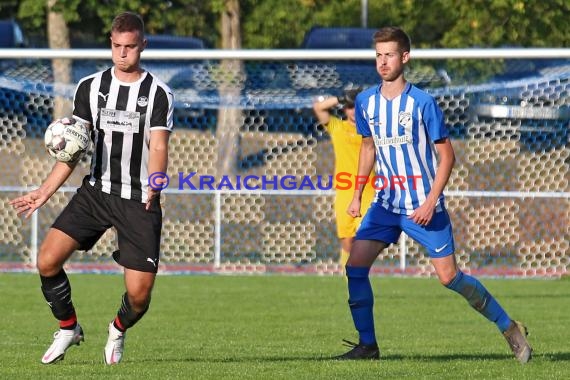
[535, 352, 570, 361]
[129, 351, 570, 364]
[381, 352, 570, 362]
[506, 293, 570, 299]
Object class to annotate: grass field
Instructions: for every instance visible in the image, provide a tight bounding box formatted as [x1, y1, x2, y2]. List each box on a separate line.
[0, 273, 569, 379]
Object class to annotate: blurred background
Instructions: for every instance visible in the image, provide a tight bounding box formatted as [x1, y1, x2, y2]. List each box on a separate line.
[0, 0, 568, 50]
[0, 0, 568, 277]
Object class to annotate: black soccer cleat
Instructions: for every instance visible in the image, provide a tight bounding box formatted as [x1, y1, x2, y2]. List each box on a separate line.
[333, 339, 380, 360]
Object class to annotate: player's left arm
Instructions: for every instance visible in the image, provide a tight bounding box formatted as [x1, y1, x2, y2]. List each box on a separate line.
[146, 129, 170, 210]
[146, 85, 174, 210]
[409, 138, 455, 226]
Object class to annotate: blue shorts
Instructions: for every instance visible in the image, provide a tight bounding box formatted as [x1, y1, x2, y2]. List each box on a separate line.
[355, 203, 455, 258]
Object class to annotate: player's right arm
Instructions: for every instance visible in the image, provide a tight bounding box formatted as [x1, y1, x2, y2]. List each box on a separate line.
[312, 96, 339, 126]
[347, 136, 375, 217]
[12, 75, 94, 217]
[9, 161, 75, 218]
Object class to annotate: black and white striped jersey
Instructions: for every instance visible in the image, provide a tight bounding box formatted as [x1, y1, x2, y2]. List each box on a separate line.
[73, 67, 174, 203]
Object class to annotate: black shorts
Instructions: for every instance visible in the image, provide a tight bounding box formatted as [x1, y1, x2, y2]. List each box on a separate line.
[52, 177, 162, 273]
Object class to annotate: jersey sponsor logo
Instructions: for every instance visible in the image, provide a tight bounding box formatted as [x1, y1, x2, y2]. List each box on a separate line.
[100, 108, 140, 134]
[373, 134, 412, 147]
[137, 96, 148, 107]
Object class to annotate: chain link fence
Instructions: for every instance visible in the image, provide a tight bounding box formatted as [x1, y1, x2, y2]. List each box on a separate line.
[0, 49, 568, 276]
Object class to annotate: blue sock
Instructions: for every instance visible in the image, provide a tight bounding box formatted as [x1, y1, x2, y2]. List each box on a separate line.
[345, 266, 376, 345]
[446, 271, 512, 332]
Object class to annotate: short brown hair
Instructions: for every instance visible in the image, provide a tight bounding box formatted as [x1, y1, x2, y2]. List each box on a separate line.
[111, 12, 145, 35]
[373, 26, 411, 53]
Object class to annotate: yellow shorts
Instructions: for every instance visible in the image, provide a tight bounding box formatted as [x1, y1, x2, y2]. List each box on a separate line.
[334, 189, 375, 239]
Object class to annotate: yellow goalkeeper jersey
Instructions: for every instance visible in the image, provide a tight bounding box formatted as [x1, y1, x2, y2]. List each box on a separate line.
[325, 116, 376, 238]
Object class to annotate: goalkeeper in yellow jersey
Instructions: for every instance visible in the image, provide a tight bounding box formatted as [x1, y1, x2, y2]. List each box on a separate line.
[313, 86, 376, 271]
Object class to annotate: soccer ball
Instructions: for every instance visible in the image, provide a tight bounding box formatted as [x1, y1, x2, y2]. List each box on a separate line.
[44, 117, 90, 163]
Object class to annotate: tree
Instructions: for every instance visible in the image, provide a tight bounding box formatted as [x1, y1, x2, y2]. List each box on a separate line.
[440, 0, 569, 48]
[17, 0, 219, 47]
[215, 0, 243, 177]
[11, 0, 569, 49]
[47, 0, 73, 119]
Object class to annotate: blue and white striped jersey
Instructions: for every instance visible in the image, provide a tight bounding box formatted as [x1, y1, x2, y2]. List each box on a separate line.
[355, 83, 448, 215]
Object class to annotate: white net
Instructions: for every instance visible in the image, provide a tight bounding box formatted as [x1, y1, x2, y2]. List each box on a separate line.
[0, 50, 568, 277]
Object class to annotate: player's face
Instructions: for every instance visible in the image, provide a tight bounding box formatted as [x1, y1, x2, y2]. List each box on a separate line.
[110, 30, 146, 73]
[375, 41, 409, 82]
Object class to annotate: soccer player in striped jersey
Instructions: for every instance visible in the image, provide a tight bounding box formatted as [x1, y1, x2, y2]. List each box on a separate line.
[10, 12, 173, 365]
[313, 87, 376, 272]
[335, 26, 532, 363]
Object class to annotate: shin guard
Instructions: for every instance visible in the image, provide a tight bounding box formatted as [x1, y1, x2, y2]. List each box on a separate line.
[446, 271, 511, 332]
[116, 292, 150, 330]
[40, 270, 76, 321]
[346, 266, 376, 345]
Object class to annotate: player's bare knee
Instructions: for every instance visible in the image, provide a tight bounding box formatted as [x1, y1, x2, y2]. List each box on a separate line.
[346, 256, 364, 267]
[438, 271, 457, 287]
[348, 241, 386, 266]
[136, 298, 151, 312]
[117, 292, 150, 329]
[438, 276, 452, 287]
[126, 292, 152, 311]
[36, 253, 62, 277]
[36, 262, 52, 277]
[127, 281, 153, 302]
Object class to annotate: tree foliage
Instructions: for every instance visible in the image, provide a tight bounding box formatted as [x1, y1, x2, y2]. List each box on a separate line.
[5, 0, 218, 47]
[0, 0, 567, 48]
[440, 0, 569, 48]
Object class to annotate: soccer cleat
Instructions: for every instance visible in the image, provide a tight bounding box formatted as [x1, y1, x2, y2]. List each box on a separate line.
[41, 324, 84, 364]
[104, 322, 126, 365]
[333, 339, 380, 360]
[503, 320, 533, 364]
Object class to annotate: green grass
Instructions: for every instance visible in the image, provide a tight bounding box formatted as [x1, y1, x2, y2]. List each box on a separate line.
[0, 273, 569, 379]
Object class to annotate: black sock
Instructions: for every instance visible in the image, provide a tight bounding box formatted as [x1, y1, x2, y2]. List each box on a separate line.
[40, 270, 76, 328]
[115, 292, 150, 331]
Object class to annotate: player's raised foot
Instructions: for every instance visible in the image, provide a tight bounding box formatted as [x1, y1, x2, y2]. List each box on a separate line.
[503, 320, 532, 364]
[333, 339, 380, 360]
[41, 324, 84, 364]
[104, 322, 126, 365]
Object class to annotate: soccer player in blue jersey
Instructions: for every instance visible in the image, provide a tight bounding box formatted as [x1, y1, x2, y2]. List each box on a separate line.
[335, 26, 532, 363]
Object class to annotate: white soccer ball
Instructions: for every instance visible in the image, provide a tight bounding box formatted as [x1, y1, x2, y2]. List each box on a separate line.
[44, 117, 90, 163]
